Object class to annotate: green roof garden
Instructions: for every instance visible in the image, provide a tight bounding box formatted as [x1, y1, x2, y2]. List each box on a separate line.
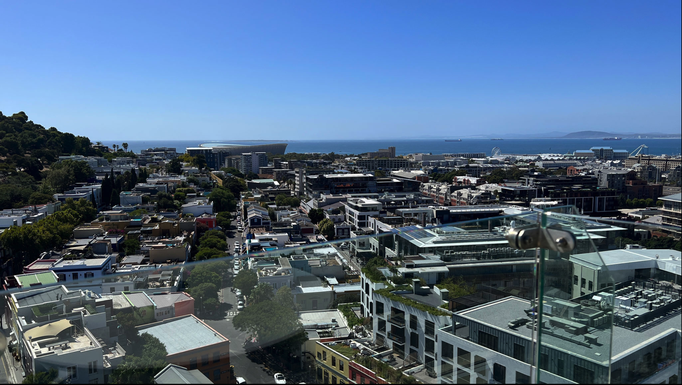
[17, 272, 58, 287]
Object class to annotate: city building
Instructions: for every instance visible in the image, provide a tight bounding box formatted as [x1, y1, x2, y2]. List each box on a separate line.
[240, 152, 268, 175]
[187, 143, 286, 170]
[137, 314, 233, 384]
[659, 193, 682, 234]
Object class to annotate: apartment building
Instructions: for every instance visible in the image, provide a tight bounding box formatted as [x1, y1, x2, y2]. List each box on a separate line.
[660, 193, 682, 234]
[345, 198, 382, 229]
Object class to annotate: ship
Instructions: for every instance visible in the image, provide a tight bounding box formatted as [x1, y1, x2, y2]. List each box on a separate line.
[444, 139, 462, 142]
[603, 137, 622, 140]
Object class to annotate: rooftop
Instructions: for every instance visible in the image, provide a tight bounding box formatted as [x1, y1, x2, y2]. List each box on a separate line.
[154, 364, 213, 384]
[455, 296, 682, 363]
[15, 271, 59, 287]
[138, 315, 228, 355]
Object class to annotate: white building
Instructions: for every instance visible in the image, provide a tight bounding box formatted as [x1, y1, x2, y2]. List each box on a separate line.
[49, 256, 114, 282]
[344, 198, 382, 229]
[181, 199, 213, 216]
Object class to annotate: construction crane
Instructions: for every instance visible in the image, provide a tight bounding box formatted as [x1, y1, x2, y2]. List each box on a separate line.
[630, 144, 648, 157]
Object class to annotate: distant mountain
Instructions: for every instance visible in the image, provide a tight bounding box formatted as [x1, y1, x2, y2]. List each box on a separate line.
[562, 131, 681, 139]
[563, 131, 616, 139]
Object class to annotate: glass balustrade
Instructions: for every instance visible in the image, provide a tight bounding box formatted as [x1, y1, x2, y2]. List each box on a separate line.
[0, 207, 679, 384]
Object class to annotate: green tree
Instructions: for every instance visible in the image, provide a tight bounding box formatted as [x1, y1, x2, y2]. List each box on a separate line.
[201, 229, 227, 242]
[187, 265, 221, 289]
[232, 299, 307, 354]
[307, 208, 325, 224]
[22, 369, 57, 384]
[165, 158, 182, 174]
[200, 237, 226, 251]
[61, 198, 97, 222]
[318, 218, 335, 239]
[188, 282, 219, 307]
[216, 211, 232, 229]
[234, 269, 258, 297]
[110, 333, 168, 384]
[274, 286, 295, 309]
[221, 167, 244, 178]
[123, 238, 140, 255]
[222, 176, 247, 197]
[28, 192, 54, 205]
[249, 283, 275, 305]
[130, 208, 148, 218]
[122, 142, 128, 152]
[208, 186, 237, 212]
[194, 248, 224, 261]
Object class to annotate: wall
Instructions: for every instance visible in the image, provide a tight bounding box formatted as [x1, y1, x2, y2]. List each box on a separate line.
[167, 341, 232, 384]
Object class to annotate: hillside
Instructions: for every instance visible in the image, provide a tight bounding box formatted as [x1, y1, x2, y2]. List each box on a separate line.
[0, 111, 100, 209]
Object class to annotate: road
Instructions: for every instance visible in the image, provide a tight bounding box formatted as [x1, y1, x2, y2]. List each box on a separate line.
[203, 262, 277, 385]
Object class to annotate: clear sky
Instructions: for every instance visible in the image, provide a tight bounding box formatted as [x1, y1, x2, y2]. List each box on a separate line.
[1, 1, 680, 140]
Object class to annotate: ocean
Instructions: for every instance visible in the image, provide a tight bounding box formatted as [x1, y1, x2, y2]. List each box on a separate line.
[103, 139, 682, 157]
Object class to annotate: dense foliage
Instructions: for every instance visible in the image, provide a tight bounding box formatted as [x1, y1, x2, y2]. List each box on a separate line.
[109, 334, 168, 384]
[0, 111, 103, 209]
[233, 286, 307, 354]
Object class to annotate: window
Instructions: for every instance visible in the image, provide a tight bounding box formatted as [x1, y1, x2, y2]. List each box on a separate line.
[67, 366, 77, 379]
[360, 378, 365, 384]
[611, 368, 622, 384]
[317, 351, 322, 359]
[410, 332, 419, 348]
[351, 371, 356, 382]
[588, 281, 593, 291]
[332, 356, 336, 366]
[332, 375, 337, 384]
[478, 331, 499, 351]
[202, 354, 209, 366]
[441, 362, 453, 379]
[110, 287, 115, 293]
[213, 369, 221, 381]
[442, 341, 454, 360]
[457, 348, 471, 368]
[516, 371, 530, 384]
[190, 358, 197, 370]
[573, 365, 595, 384]
[557, 358, 565, 377]
[667, 340, 677, 360]
[581, 278, 586, 288]
[513, 343, 526, 362]
[457, 368, 470, 384]
[124, 286, 130, 291]
[323, 351, 327, 361]
[410, 314, 418, 330]
[493, 363, 506, 383]
[85, 272, 94, 278]
[474, 355, 486, 377]
[425, 338, 435, 354]
[375, 301, 384, 315]
[669, 375, 678, 384]
[339, 360, 344, 371]
[574, 275, 578, 285]
[324, 370, 330, 384]
[213, 352, 220, 363]
[425, 320, 435, 336]
[317, 367, 323, 381]
[539, 353, 549, 370]
[378, 319, 386, 333]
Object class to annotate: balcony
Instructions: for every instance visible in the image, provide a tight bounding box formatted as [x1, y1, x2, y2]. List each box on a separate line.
[387, 331, 405, 344]
[387, 314, 406, 327]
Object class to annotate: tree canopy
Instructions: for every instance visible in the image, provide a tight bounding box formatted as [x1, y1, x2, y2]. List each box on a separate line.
[208, 186, 237, 212]
[233, 269, 258, 297]
[307, 208, 325, 224]
[110, 333, 168, 384]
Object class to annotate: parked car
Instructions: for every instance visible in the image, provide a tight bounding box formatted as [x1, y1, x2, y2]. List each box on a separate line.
[274, 373, 286, 384]
[237, 304, 244, 311]
[236, 377, 247, 384]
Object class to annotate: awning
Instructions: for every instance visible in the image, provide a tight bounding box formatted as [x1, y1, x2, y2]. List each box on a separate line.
[24, 319, 72, 340]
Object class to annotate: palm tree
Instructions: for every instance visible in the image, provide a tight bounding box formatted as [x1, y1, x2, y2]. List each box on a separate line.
[122, 143, 128, 152]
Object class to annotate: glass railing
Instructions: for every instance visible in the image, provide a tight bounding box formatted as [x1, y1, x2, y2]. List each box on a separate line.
[0, 207, 680, 384]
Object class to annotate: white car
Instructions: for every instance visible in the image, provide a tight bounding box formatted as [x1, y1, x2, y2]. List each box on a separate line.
[235, 377, 247, 385]
[237, 304, 244, 311]
[274, 373, 286, 384]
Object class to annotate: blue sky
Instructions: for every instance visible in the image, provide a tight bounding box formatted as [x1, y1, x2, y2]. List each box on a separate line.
[1, 1, 680, 140]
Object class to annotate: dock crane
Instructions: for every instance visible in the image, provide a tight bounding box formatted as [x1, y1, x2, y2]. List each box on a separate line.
[630, 144, 648, 157]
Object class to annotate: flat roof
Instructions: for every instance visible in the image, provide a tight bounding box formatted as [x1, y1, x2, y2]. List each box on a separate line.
[16, 272, 58, 287]
[150, 292, 192, 308]
[456, 296, 682, 362]
[139, 315, 227, 355]
[571, 249, 681, 275]
[299, 309, 349, 329]
[52, 256, 112, 269]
